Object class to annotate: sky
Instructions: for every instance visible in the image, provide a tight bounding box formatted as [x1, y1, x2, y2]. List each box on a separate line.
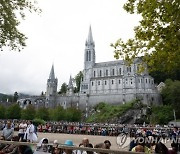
[0, 0, 141, 95]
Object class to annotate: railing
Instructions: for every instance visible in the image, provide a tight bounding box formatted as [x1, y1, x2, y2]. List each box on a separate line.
[0, 140, 143, 154]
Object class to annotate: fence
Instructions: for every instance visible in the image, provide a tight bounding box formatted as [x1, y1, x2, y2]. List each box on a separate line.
[0, 140, 143, 154]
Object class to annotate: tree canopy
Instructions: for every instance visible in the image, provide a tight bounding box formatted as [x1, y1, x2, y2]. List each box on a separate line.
[111, 0, 180, 78]
[0, 0, 41, 51]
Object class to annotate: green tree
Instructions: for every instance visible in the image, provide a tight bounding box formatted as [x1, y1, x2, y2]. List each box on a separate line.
[0, 104, 6, 119]
[161, 79, 180, 118]
[36, 107, 49, 121]
[53, 106, 66, 121]
[6, 103, 21, 119]
[111, 0, 180, 77]
[0, 0, 41, 51]
[21, 104, 36, 120]
[151, 105, 174, 124]
[74, 71, 83, 93]
[65, 107, 82, 122]
[58, 82, 68, 94]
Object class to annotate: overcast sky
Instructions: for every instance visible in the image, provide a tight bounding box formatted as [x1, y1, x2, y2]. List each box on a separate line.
[0, 0, 141, 95]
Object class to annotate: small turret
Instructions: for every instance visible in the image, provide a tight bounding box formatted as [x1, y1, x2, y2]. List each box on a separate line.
[67, 75, 74, 95]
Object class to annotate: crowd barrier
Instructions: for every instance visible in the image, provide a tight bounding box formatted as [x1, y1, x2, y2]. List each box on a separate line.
[0, 140, 143, 154]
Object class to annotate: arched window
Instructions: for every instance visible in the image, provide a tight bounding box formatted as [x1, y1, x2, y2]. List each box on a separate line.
[88, 50, 91, 61]
[106, 70, 108, 76]
[119, 68, 121, 75]
[94, 71, 96, 77]
[86, 51, 88, 61]
[112, 80, 114, 84]
[112, 69, 115, 75]
[98, 81, 100, 85]
[100, 70, 102, 77]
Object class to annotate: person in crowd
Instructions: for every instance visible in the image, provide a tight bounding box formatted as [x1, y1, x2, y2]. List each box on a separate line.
[171, 127, 180, 152]
[1, 121, 14, 141]
[131, 137, 151, 154]
[34, 138, 52, 153]
[94, 140, 111, 154]
[154, 142, 170, 154]
[77, 138, 93, 154]
[24, 120, 38, 143]
[18, 145, 33, 154]
[18, 120, 27, 142]
[63, 140, 76, 154]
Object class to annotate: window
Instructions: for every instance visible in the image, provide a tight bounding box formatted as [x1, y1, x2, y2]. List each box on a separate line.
[129, 67, 131, 72]
[149, 79, 150, 83]
[88, 50, 91, 61]
[105, 80, 107, 85]
[112, 69, 115, 75]
[92, 82, 93, 86]
[86, 51, 88, 61]
[131, 79, 133, 84]
[100, 70, 102, 77]
[119, 68, 121, 75]
[146, 79, 147, 83]
[119, 80, 121, 84]
[94, 71, 96, 77]
[112, 80, 114, 84]
[106, 70, 108, 76]
[98, 81, 100, 85]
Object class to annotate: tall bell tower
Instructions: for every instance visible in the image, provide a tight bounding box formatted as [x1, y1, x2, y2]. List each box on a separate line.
[46, 64, 58, 108]
[84, 25, 96, 69]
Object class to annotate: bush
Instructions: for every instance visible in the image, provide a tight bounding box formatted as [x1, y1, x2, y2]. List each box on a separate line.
[33, 118, 46, 126]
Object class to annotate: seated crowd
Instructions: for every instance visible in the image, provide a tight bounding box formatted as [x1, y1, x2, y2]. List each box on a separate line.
[0, 120, 179, 153]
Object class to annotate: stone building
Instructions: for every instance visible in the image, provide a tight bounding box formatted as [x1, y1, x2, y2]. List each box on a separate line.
[45, 26, 160, 109]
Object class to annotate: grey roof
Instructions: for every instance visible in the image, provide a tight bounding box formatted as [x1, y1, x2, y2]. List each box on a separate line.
[94, 59, 124, 68]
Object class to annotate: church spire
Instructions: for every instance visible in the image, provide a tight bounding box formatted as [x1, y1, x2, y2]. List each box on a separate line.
[68, 75, 73, 88]
[49, 64, 55, 80]
[87, 25, 93, 43]
[86, 25, 95, 47]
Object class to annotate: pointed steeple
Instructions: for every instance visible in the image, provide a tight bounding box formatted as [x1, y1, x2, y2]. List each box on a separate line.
[49, 64, 55, 80]
[86, 25, 95, 47]
[68, 75, 73, 88]
[87, 25, 93, 43]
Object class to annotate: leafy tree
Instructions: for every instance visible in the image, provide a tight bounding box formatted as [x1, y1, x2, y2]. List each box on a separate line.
[74, 71, 83, 93]
[6, 103, 21, 119]
[53, 106, 66, 121]
[58, 82, 68, 94]
[36, 107, 49, 121]
[0, 0, 41, 51]
[13, 91, 19, 102]
[0, 104, 6, 119]
[111, 0, 180, 77]
[161, 79, 180, 118]
[65, 107, 82, 122]
[21, 104, 36, 120]
[151, 105, 174, 124]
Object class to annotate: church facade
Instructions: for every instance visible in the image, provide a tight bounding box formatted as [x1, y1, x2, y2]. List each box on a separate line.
[45, 26, 160, 109]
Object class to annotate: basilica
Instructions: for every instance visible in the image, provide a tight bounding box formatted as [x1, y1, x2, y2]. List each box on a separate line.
[45, 26, 160, 109]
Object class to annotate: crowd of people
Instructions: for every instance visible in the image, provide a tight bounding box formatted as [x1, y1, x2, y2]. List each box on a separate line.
[0, 119, 179, 153]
